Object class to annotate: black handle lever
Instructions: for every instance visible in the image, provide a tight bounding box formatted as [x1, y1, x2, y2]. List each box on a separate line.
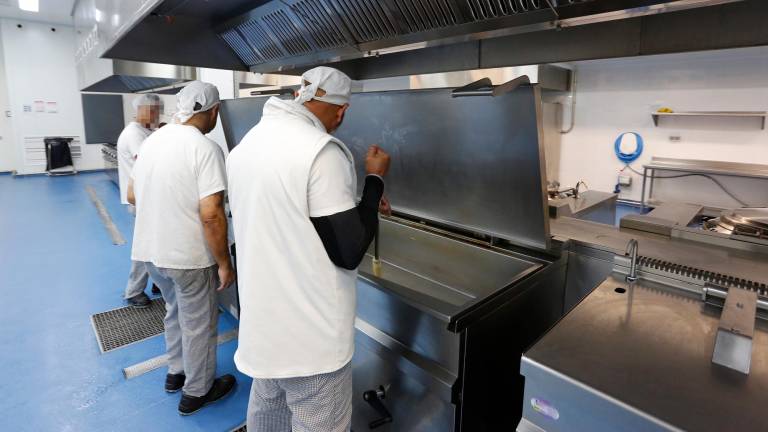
[363, 386, 392, 429]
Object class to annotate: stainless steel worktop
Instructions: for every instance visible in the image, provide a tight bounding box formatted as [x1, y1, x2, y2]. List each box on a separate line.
[548, 190, 617, 217]
[519, 274, 768, 432]
[645, 157, 768, 180]
[551, 217, 768, 286]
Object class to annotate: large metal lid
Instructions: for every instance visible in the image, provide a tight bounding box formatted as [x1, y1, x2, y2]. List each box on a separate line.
[218, 83, 551, 250]
[335, 84, 550, 250]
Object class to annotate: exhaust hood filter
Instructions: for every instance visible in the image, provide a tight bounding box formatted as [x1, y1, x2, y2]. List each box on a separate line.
[221, 28, 265, 65]
[263, 9, 313, 56]
[217, 0, 597, 70]
[239, 21, 285, 61]
[465, 0, 591, 21]
[393, 0, 458, 32]
[118, 76, 185, 93]
[328, 0, 398, 42]
[291, 0, 349, 49]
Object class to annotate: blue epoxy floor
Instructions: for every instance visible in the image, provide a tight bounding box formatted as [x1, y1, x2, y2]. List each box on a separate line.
[615, 202, 644, 226]
[0, 172, 249, 431]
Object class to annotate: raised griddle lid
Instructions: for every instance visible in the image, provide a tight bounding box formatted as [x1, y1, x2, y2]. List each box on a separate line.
[335, 84, 550, 250]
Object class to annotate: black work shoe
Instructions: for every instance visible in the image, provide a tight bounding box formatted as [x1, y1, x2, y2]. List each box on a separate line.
[151, 284, 161, 296]
[178, 374, 236, 416]
[165, 373, 186, 393]
[127, 292, 151, 308]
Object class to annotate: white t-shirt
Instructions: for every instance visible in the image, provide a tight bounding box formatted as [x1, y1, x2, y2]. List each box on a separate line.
[116, 122, 151, 205]
[131, 124, 227, 269]
[228, 96, 358, 379]
[308, 142, 356, 217]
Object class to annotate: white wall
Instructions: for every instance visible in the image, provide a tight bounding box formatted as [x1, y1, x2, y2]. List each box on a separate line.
[0, 25, 14, 172]
[0, 19, 103, 174]
[558, 47, 768, 208]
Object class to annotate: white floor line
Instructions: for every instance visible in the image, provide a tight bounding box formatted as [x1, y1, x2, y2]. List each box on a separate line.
[85, 185, 125, 245]
[123, 328, 239, 379]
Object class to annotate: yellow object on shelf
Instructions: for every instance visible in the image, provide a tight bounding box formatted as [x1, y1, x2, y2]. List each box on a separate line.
[657, 107, 674, 113]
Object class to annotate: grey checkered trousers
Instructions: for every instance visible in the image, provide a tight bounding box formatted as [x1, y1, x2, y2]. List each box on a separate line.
[246, 362, 352, 432]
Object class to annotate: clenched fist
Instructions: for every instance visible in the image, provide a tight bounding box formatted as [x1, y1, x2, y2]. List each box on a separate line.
[365, 145, 391, 177]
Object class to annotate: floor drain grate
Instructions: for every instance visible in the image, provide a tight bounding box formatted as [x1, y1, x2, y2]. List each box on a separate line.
[91, 299, 166, 353]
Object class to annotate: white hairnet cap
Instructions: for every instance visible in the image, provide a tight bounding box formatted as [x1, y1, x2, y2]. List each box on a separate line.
[295, 66, 352, 106]
[132, 94, 163, 112]
[173, 81, 220, 123]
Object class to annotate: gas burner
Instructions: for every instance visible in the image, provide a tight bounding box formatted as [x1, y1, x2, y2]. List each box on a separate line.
[704, 208, 768, 239]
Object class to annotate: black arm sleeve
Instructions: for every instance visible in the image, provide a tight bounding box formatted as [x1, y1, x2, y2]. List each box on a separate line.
[310, 175, 384, 270]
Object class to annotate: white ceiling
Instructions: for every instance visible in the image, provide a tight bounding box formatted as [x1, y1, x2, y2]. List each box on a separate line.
[0, 0, 75, 26]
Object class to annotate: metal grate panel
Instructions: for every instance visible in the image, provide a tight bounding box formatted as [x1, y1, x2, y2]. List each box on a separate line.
[91, 299, 166, 353]
[394, 0, 457, 33]
[118, 76, 183, 92]
[238, 20, 285, 61]
[262, 9, 313, 56]
[220, 28, 264, 66]
[291, 0, 349, 49]
[466, 0, 594, 21]
[466, 0, 541, 20]
[329, 0, 398, 43]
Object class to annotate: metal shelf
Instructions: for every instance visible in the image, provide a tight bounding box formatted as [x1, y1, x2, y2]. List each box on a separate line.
[651, 111, 768, 129]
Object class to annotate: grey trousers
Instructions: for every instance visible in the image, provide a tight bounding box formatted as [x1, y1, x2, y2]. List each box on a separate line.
[144, 263, 219, 397]
[247, 362, 353, 432]
[124, 260, 149, 299]
[125, 205, 149, 299]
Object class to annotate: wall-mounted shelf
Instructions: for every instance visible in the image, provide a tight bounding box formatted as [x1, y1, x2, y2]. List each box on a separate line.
[651, 111, 768, 129]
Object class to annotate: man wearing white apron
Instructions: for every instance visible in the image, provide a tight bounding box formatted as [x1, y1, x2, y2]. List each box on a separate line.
[117, 94, 162, 308]
[129, 81, 236, 415]
[228, 67, 391, 431]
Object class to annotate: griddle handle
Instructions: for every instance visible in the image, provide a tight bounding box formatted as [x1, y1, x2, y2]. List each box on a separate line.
[363, 387, 392, 429]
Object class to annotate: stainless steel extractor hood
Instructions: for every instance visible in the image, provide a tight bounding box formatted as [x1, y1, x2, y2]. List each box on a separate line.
[74, 0, 196, 92]
[94, 0, 761, 79]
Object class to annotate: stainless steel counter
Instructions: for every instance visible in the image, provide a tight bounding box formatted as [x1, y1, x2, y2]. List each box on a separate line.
[519, 274, 768, 432]
[551, 217, 768, 286]
[548, 190, 617, 225]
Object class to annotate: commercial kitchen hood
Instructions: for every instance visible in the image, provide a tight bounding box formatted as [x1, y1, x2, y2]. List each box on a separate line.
[88, 0, 764, 79]
[74, 0, 197, 92]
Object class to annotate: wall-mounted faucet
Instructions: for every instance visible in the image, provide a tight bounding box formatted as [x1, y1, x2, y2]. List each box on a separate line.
[625, 239, 639, 282]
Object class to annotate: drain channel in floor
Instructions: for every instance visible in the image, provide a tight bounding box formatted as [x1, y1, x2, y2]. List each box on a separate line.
[90, 298, 166, 353]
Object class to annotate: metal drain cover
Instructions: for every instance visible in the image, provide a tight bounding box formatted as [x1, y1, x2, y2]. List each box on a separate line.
[91, 299, 166, 353]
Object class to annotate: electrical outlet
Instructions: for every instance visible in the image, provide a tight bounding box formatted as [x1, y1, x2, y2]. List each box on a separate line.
[669, 134, 682, 142]
[618, 175, 632, 186]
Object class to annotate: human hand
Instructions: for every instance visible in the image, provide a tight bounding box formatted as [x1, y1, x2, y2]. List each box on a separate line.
[365, 145, 390, 177]
[217, 263, 235, 291]
[379, 195, 392, 217]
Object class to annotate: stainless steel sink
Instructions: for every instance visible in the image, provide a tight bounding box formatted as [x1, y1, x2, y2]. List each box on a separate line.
[360, 219, 542, 308]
